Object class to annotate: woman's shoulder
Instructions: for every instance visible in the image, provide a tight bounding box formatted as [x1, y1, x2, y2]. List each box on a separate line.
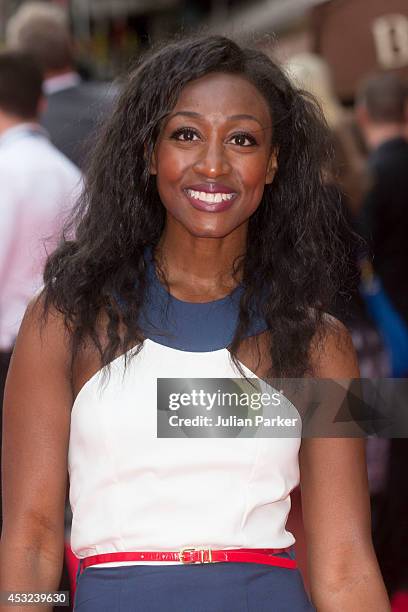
[21, 291, 71, 345]
[309, 313, 360, 378]
[19, 294, 113, 394]
[14, 292, 73, 381]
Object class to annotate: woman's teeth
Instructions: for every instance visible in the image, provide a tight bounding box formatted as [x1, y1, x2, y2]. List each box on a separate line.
[186, 189, 235, 203]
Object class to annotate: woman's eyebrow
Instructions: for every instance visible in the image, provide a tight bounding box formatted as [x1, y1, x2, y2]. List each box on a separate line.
[228, 113, 264, 127]
[169, 110, 265, 128]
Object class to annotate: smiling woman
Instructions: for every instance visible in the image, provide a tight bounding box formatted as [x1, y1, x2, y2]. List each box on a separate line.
[0, 36, 390, 612]
[150, 73, 276, 238]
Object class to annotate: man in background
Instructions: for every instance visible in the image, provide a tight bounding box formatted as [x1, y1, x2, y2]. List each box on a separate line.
[356, 72, 408, 600]
[0, 51, 81, 521]
[6, 1, 116, 170]
[356, 72, 408, 325]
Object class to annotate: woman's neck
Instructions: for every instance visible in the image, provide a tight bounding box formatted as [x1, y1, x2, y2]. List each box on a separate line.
[156, 221, 247, 302]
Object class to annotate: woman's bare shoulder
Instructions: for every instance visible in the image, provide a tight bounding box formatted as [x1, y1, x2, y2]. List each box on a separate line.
[20, 294, 132, 400]
[309, 313, 360, 378]
[16, 292, 73, 372]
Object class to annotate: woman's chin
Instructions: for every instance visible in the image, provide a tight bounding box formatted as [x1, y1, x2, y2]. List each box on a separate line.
[164, 208, 246, 239]
[184, 222, 238, 239]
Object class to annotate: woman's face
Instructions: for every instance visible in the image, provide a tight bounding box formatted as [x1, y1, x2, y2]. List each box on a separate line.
[150, 72, 277, 239]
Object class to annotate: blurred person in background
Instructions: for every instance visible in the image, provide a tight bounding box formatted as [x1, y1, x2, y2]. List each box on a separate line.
[355, 72, 408, 327]
[355, 72, 408, 603]
[0, 51, 81, 527]
[285, 52, 367, 218]
[6, 1, 116, 170]
[285, 53, 394, 604]
[285, 53, 388, 374]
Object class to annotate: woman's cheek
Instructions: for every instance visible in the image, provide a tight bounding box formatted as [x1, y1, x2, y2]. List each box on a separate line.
[156, 145, 190, 182]
[244, 168, 270, 204]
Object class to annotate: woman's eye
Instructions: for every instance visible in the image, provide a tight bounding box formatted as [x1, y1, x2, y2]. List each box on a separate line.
[171, 128, 200, 142]
[229, 133, 257, 147]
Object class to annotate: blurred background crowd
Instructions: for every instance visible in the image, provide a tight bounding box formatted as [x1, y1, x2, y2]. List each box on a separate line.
[0, 0, 407, 610]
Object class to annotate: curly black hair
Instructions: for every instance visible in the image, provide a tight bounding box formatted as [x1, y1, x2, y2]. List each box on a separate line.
[42, 35, 353, 377]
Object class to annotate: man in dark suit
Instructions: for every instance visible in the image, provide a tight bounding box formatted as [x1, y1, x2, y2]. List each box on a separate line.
[356, 72, 408, 325]
[356, 72, 408, 599]
[6, 1, 117, 170]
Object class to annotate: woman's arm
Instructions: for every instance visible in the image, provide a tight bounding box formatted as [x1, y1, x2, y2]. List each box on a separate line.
[0, 296, 72, 611]
[300, 318, 390, 611]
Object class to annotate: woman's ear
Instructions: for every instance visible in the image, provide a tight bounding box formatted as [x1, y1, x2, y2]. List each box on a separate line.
[145, 143, 157, 175]
[265, 148, 278, 184]
[150, 152, 157, 175]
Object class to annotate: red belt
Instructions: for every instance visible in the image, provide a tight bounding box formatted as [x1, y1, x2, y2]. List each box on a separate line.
[80, 547, 296, 573]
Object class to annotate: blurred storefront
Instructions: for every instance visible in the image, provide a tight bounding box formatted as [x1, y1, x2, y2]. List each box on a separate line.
[0, 0, 187, 77]
[0, 0, 244, 78]
[210, 0, 408, 103]
[69, 0, 181, 78]
[311, 0, 408, 102]
[1, 0, 407, 92]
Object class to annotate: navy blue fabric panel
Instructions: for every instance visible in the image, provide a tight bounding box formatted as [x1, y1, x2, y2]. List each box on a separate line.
[74, 560, 316, 611]
[138, 249, 268, 352]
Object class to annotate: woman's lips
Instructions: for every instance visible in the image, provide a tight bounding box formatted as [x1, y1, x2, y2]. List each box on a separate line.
[186, 183, 236, 194]
[184, 187, 238, 213]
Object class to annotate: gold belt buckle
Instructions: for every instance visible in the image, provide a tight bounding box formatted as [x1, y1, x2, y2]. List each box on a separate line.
[179, 546, 213, 564]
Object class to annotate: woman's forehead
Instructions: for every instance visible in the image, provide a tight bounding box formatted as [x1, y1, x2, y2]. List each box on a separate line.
[172, 72, 271, 123]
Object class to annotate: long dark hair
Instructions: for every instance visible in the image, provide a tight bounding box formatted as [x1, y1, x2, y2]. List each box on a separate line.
[42, 35, 352, 377]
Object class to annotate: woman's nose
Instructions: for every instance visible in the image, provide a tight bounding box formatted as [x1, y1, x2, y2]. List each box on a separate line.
[193, 139, 231, 178]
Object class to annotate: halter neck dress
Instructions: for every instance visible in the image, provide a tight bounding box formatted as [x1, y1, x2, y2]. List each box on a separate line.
[70, 251, 315, 611]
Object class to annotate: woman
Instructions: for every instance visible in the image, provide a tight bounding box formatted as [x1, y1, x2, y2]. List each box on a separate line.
[0, 36, 389, 611]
